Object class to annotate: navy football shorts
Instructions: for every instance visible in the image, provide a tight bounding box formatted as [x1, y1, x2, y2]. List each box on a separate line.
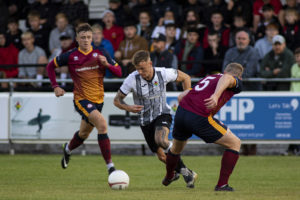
[73, 99, 103, 125]
[140, 114, 172, 153]
[172, 106, 227, 143]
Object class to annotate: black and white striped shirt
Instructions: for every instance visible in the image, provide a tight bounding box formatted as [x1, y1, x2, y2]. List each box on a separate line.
[120, 67, 178, 125]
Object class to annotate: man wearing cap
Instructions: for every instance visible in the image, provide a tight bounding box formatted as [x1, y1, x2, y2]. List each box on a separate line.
[151, 33, 178, 91]
[48, 32, 75, 87]
[260, 34, 295, 90]
[114, 21, 148, 76]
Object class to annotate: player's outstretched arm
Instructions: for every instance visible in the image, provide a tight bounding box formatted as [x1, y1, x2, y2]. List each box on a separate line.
[204, 74, 236, 109]
[176, 70, 191, 91]
[47, 60, 66, 97]
[113, 90, 144, 113]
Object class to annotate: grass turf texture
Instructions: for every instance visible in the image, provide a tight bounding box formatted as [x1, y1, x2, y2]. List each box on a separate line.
[0, 155, 299, 200]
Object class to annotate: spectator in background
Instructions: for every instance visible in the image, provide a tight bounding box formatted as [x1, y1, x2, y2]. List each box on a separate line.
[151, 0, 180, 25]
[202, 10, 230, 49]
[132, 0, 152, 20]
[150, 33, 178, 90]
[60, 0, 88, 26]
[204, 31, 227, 75]
[48, 32, 74, 87]
[202, 0, 229, 25]
[27, 10, 50, 56]
[255, 22, 279, 61]
[291, 48, 300, 91]
[151, 10, 181, 40]
[282, 8, 300, 51]
[0, 33, 18, 88]
[0, 0, 9, 33]
[109, 0, 128, 27]
[150, 33, 177, 70]
[30, 0, 59, 28]
[223, 29, 261, 91]
[92, 23, 116, 79]
[101, 9, 124, 51]
[92, 24, 114, 58]
[115, 22, 148, 76]
[18, 31, 47, 87]
[136, 10, 154, 42]
[182, 0, 205, 20]
[226, 0, 253, 27]
[255, 4, 281, 40]
[180, 9, 206, 41]
[5, 18, 23, 50]
[49, 13, 75, 54]
[252, 0, 282, 33]
[175, 28, 204, 77]
[260, 35, 295, 90]
[229, 14, 255, 47]
[165, 23, 178, 53]
[278, 0, 300, 27]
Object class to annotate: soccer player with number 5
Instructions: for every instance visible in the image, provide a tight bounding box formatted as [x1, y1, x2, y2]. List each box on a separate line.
[162, 63, 244, 191]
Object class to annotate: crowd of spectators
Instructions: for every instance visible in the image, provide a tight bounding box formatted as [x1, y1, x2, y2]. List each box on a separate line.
[1, 0, 300, 93]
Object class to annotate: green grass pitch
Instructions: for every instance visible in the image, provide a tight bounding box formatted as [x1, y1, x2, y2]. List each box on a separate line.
[0, 155, 299, 200]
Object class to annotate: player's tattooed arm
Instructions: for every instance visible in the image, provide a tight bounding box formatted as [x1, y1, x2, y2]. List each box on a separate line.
[113, 90, 144, 113]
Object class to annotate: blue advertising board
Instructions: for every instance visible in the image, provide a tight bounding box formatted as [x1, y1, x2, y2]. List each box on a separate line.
[166, 92, 300, 140]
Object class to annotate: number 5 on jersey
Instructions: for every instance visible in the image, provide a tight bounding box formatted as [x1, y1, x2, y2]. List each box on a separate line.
[195, 77, 216, 91]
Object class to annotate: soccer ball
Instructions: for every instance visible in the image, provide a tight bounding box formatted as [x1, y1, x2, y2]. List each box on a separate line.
[108, 170, 130, 190]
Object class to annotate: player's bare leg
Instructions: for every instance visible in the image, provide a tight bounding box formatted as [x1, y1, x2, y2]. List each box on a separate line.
[89, 110, 115, 174]
[214, 129, 241, 191]
[155, 127, 197, 188]
[61, 120, 93, 169]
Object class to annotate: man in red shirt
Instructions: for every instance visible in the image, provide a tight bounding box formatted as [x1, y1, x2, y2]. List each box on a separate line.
[0, 33, 18, 88]
[162, 63, 244, 191]
[101, 9, 124, 51]
[46, 23, 122, 175]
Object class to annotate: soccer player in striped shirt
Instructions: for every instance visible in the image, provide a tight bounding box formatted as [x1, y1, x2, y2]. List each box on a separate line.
[114, 50, 197, 188]
[46, 23, 122, 175]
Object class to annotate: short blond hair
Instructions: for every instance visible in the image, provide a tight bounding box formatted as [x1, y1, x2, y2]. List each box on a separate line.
[132, 50, 150, 66]
[91, 23, 103, 32]
[21, 31, 34, 39]
[56, 13, 68, 22]
[224, 63, 244, 77]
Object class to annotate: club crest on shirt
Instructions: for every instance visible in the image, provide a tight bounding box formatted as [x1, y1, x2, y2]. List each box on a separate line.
[154, 81, 158, 86]
[87, 104, 93, 108]
[93, 53, 98, 57]
[74, 56, 78, 61]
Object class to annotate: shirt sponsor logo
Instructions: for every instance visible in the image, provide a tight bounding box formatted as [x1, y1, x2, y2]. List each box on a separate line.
[76, 65, 99, 72]
[74, 56, 78, 61]
[93, 53, 98, 57]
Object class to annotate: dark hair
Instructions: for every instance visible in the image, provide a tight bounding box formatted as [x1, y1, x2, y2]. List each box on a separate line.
[76, 23, 93, 34]
[7, 17, 18, 24]
[187, 27, 199, 34]
[165, 23, 176, 29]
[208, 30, 219, 37]
[262, 4, 274, 11]
[294, 47, 300, 55]
[211, 10, 223, 18]
[28, 10, 41, 19]
[132, 50, 150, 66]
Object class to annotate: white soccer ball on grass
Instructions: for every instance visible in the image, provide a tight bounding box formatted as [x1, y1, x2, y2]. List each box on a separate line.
[108, 170, 129, 190]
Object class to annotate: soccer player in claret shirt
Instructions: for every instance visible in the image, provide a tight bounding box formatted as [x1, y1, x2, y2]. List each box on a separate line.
[162, 63, 243, 191]
[114, 50, 197, 188]
[46, 23, 122, 175]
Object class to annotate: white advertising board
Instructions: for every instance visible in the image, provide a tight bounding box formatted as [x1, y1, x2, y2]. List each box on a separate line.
[10, 92, 144, 140]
